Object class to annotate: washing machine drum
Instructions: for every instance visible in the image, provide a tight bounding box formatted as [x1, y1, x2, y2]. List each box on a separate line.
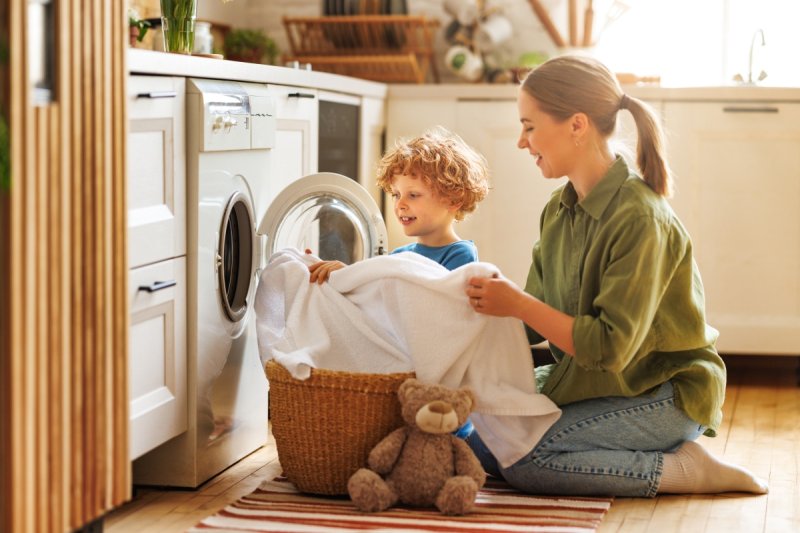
[259, 172, 388, 265]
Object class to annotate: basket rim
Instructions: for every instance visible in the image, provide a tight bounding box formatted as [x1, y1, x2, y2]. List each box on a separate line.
[265, 360, 415, 390]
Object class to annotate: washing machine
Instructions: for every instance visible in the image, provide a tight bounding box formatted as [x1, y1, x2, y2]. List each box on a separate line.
[132, 78, 388, 488]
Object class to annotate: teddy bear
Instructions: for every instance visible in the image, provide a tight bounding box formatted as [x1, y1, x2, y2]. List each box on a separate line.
[347, 378, 487, 515]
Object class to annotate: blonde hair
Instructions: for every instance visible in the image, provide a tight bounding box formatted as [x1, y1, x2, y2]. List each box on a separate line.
[376, 127, 490, 221]
[521, 55, 672, 197]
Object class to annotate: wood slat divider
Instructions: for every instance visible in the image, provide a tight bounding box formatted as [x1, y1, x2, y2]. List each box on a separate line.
[0, 0, 130, 531]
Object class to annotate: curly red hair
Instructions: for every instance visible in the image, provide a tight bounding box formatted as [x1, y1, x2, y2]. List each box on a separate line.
[376, 127, 490, 221]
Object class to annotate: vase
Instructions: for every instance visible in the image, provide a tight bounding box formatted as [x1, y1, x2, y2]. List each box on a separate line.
[160, 0, 197, 54]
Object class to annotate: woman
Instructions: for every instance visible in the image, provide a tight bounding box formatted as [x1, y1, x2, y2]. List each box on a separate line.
[464, 55, 767, 497]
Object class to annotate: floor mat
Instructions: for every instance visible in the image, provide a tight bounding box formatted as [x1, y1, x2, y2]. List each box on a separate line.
[190, 474, 613, 532]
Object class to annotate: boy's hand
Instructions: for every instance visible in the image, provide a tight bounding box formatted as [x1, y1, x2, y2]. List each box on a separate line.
[308, 260, 346, 284]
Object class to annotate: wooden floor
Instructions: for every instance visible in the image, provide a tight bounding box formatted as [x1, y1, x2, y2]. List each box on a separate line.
[106, 356, 800, 533]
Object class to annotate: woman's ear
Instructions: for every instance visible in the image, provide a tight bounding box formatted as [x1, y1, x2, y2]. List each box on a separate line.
[570, 112, 589, 136]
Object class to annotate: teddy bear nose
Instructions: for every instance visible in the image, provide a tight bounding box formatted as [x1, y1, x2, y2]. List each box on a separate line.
[427, 400, 452, 415]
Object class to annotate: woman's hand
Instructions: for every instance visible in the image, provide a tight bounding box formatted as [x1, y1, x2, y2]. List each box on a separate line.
[465, 274, 528, 318]
[308, 260, 346, 284]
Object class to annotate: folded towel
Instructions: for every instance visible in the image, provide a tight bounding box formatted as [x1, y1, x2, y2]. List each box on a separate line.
[255, 248, 561, 467]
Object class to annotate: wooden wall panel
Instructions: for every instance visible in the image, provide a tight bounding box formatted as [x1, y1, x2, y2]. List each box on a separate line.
[0, 1, 130, 531]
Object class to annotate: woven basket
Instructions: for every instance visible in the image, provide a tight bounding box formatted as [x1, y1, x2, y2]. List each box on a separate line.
[265, 360, 414, 495]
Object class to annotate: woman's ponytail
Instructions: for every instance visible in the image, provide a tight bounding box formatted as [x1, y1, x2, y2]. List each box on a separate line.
[622, 96, 672, 197]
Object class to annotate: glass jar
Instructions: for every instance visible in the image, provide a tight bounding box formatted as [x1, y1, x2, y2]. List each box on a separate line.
[193, 21, 213, 55]
[160, 0, 197, 54]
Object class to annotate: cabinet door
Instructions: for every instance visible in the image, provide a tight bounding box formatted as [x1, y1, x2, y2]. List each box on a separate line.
[664, 101, 800, 354]
[267, 85, 319, 206]
[455, 100, 563, 286]
[359, 95, 386, 209]
[129, 257, 188, 459]
[128, 76, 186, 268]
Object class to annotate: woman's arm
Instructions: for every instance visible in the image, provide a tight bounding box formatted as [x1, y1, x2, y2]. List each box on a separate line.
[466, 275, 575, 355]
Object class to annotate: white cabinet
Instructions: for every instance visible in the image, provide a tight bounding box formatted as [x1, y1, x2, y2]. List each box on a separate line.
[127, 75, 188, 459]
[358, 95, 386, 208]
[128, 258, 187, 459]
[663, 101, 800, 355]
[127, 76, 186, 269]
[266, 84, 319, 206]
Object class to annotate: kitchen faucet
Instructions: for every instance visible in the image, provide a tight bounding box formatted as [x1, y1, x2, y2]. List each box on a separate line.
[733, 29, 768, 85]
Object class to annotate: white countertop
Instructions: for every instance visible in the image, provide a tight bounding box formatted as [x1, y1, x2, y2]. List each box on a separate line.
[128, 49, 800, 103]
[387, 83, 800, 102]
[128, 49, 388, 99]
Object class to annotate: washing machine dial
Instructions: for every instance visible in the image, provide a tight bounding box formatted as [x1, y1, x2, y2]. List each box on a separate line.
[211, 114, 225, 133]
[223, 115, 238, 132]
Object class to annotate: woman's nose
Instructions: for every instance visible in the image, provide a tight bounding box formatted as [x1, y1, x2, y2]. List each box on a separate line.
[517, 134, 527, 149]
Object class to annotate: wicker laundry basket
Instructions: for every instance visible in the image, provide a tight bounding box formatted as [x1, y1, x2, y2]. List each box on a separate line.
[265, 360, 414, 495]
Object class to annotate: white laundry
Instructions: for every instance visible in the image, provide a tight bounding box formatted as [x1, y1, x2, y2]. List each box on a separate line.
[255, 248, 561, 467]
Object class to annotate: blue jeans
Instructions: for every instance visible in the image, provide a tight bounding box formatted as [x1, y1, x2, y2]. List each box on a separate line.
[467, 381, 705, 497]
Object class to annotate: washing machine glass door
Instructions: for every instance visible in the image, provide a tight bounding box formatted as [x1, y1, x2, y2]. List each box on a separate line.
[219, 191, 257, 322]
[259, 172, 388, 264]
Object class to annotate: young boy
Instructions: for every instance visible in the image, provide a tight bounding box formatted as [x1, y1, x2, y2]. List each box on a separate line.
[308, 126, 491, 283]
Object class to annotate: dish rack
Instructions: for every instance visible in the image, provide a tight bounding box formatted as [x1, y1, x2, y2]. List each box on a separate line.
[282, 16, 440, 84]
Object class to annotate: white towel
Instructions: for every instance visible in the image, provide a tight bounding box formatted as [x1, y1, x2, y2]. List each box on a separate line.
[255, 248, 561, 467]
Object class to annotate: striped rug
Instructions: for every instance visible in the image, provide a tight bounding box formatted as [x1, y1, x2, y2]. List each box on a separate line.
[190, 475, 613, 532]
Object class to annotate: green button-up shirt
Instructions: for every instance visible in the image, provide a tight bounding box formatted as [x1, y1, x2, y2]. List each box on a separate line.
[526, 157, 725, 436]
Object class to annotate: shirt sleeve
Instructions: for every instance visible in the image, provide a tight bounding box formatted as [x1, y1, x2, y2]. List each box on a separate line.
[572, 214, 683, 373]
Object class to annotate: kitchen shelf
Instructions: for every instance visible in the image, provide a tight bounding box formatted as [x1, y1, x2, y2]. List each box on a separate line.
[282, 15, 440, 84]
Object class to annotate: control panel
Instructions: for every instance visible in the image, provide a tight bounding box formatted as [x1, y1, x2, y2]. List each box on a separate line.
[186, 78, 276, 153]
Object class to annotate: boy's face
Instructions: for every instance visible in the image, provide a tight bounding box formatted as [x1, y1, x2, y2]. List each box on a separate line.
[389, 173, 459, 246]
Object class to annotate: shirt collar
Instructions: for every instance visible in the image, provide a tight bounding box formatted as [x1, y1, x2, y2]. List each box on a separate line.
[558, 156, 630, 220]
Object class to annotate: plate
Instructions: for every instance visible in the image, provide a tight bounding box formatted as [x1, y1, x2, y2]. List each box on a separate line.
[381, 0, 408, 48]
[193, 53, 224, 60]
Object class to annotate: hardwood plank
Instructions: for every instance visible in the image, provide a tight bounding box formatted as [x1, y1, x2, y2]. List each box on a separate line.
[107, 363, 800, 533]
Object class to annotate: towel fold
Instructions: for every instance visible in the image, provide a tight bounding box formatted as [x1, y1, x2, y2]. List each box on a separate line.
[255, 248, 561, 467]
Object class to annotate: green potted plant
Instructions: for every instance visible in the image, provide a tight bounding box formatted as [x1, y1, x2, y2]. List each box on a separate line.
[128, 8, 152, 47]
[223, 28, 278, 64]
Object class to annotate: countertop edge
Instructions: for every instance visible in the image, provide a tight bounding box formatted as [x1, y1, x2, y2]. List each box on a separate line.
[386, 83, 800, 102]
[127, 49, 388, 99]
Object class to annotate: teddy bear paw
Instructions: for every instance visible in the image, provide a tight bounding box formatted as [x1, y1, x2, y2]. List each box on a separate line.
[435, 476, 480, 515]
[347, 468, 398, 513]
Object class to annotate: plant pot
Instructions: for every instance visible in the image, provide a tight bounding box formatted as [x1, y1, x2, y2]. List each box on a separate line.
[129, 26, 140, 47]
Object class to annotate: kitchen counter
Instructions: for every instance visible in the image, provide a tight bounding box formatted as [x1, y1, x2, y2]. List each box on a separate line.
[128, 49, 387, 99]
[129, 49, 799, 103]
[388, 83, 800, 102]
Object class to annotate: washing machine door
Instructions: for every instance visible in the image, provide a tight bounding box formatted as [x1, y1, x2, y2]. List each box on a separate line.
[218, 190, 257, 323]
[258, 172, 387, 265]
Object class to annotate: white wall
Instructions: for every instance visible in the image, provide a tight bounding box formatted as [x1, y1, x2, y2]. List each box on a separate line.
[197, 0, 800, 87]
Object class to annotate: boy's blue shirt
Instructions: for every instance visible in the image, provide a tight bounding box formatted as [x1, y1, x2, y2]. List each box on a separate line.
[390, 240, 478, 270]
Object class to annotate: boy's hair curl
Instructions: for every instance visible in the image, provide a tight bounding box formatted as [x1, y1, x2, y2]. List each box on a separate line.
[376, 127, 490, 221]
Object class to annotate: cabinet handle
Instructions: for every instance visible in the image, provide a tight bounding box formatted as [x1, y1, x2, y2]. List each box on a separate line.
[722, 106, 779, 114]
[138, 279, 177, 292]
[136, 91, 178, 99]
[287, 92, 315, 99]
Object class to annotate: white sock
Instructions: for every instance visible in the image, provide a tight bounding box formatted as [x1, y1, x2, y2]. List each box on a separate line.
[658, 440, 768, 494]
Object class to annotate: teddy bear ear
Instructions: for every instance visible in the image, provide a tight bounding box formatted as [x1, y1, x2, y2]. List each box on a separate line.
[460, 387, 477, 410]
[398, 378, 422, 399]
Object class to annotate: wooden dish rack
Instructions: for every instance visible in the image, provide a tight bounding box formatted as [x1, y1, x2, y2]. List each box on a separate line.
[282, 16, 440, 84]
